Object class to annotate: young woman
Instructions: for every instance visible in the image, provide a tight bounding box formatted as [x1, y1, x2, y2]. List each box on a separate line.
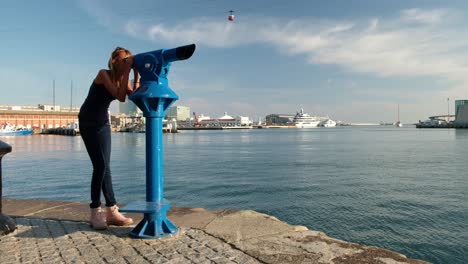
[79, 47, 140, 230]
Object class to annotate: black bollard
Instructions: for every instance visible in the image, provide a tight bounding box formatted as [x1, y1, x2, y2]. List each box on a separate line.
[0, 140, 16, 236]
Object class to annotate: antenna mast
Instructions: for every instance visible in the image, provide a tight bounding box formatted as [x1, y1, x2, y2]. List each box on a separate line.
[70, 80, 73, 112]
[53, 80, 56, 111]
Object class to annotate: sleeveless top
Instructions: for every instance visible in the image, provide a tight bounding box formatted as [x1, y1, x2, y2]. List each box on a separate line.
[78, 76, 116, 126]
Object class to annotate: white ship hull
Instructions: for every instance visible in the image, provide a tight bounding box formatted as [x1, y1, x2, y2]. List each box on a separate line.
[295, 121, 320, 128]
[320, 119, 337, 127]
[293, 108, 321, 128]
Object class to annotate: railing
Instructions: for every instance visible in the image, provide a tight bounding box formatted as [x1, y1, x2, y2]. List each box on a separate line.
[0, 140, 16, 235]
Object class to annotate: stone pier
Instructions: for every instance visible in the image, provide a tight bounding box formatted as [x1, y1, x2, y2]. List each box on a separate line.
[0, 198, 429, 264]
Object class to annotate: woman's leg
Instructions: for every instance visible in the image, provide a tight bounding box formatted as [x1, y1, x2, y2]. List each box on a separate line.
[89, 125, 133, 226]
[80, 124, 116, 208]
[100, 125, 117, 207]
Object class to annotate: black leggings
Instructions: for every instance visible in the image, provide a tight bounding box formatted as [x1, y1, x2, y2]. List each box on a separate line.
[79, 123, 117, 208]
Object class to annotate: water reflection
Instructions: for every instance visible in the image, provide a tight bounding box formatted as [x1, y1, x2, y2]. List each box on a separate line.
[1, 128, 467, 264]
[454, 128, 468, 140]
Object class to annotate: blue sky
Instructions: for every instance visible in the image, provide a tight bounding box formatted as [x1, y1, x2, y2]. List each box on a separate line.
[2, 0, 468, 123]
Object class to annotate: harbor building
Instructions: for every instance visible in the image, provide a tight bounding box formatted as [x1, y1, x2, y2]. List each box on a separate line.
[455, 100, 468, 126]
[265, 114, 294, 125]
[0, 104, 79, 129]
[116, 100, 143, 131]
[198, 112, 253, 127]
[118, 100, 141, 116]
[166, 105, 190, 121]
[417, 99, 468, 128]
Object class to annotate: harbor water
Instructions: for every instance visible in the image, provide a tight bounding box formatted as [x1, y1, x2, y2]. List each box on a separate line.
[1, 126, 467, 264]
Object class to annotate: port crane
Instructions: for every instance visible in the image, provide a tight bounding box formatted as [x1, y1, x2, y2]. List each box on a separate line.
[193, 112, 200, 127]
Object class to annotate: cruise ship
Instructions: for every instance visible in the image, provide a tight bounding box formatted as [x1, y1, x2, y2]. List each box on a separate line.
[293, 109, 321, 128]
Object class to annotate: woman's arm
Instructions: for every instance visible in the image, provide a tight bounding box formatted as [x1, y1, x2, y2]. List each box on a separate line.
[126, 69, 140, 95]
[133, 69, 140, 91]
[95, 70, 128, 102]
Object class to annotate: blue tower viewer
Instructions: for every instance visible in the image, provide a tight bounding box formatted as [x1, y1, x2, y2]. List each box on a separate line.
[119, 44, 196, 239]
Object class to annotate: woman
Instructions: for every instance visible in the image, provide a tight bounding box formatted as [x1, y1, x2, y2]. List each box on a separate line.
[79, 47, 140, 230]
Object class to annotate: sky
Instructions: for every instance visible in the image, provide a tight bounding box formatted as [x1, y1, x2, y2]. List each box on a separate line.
[2, 0, 468, 123]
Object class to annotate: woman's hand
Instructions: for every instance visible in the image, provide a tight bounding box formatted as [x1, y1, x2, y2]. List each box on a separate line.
[96, 70, 127, 102]
[133, 68, 140, 91]
[125, 68, 140, 96]
[115, 56, 133, 76]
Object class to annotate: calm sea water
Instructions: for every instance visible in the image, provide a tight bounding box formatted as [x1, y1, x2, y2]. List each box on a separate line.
[1, 126, 467, 263]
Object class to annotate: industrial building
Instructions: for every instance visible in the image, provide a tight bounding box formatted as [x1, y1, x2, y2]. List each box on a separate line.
[417, 99, 468, 128]
[0, 104, 79, 129]
[118, 100, 141, 116]
[455, 100, 468, 126]
[193, 112, 253, 127]
[166, 105, 190, 121]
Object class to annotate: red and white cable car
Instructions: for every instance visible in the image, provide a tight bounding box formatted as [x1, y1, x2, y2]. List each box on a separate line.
[228, 10, 235, 21]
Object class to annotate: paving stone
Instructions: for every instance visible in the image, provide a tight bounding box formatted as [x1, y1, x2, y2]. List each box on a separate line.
[123, 255, 151, 264]
[135, 243, 160, 255]
[103, 255, 128, 264]
[144, 254, 170, 264]
[189, 258, 212, 264]
[211, 258, 238, 264]
[0, 256, 19, 263]
[63, 256, 85, 264]
[163, 252, 187, 261]
[195, 247, 220, 259]
[177, 246, 197, 256]
[157, 248, 179, 255]
[0, 215, 428, 264]
[164, 258, 192, 264]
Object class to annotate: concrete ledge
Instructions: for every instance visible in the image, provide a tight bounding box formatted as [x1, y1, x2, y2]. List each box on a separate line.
[1, 198, 429, 263]
[204, 210, 301, 243]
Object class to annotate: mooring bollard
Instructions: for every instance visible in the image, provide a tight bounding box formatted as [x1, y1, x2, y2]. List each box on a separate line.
[0, 140, 16, 236]
[119, 44, 196, 239]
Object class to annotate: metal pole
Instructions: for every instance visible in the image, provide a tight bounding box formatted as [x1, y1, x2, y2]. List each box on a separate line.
[447, 98, 450, 122]
[70, 80, 73, 112]
[53, 80, 56, 111]
[146, 117, 164, 203]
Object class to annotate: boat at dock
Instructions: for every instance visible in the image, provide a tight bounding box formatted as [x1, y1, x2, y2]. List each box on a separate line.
[319, 119, 337, 127]
[178, 127, 223, 130]
[178, 125, 253, 130]
[0, 123, 33, 136]
[222, 126, 253, 129]
[119, 120, 178, 133]
[41, 128, 78, 136]
[293, 109, 321, 128]
[395, 104, 403, 127]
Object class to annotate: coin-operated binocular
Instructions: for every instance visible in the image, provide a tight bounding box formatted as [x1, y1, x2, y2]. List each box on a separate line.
[120, 44, 196, 239]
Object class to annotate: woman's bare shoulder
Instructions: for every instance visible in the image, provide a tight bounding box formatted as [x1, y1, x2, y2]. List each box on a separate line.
[95, 69, 110, 84]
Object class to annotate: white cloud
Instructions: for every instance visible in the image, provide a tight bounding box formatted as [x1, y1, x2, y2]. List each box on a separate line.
[367, 18, 379, 32]
[400, 8, 449, 24]
[126, 17, 267, 48]
[79, 3, 468, 121]
[113, 8, 468, 83]
[307, 29, 468, 79]
[78, 0, 116, 29]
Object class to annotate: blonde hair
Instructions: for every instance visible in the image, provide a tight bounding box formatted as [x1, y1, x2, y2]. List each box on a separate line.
[108, 47, 132, 78]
